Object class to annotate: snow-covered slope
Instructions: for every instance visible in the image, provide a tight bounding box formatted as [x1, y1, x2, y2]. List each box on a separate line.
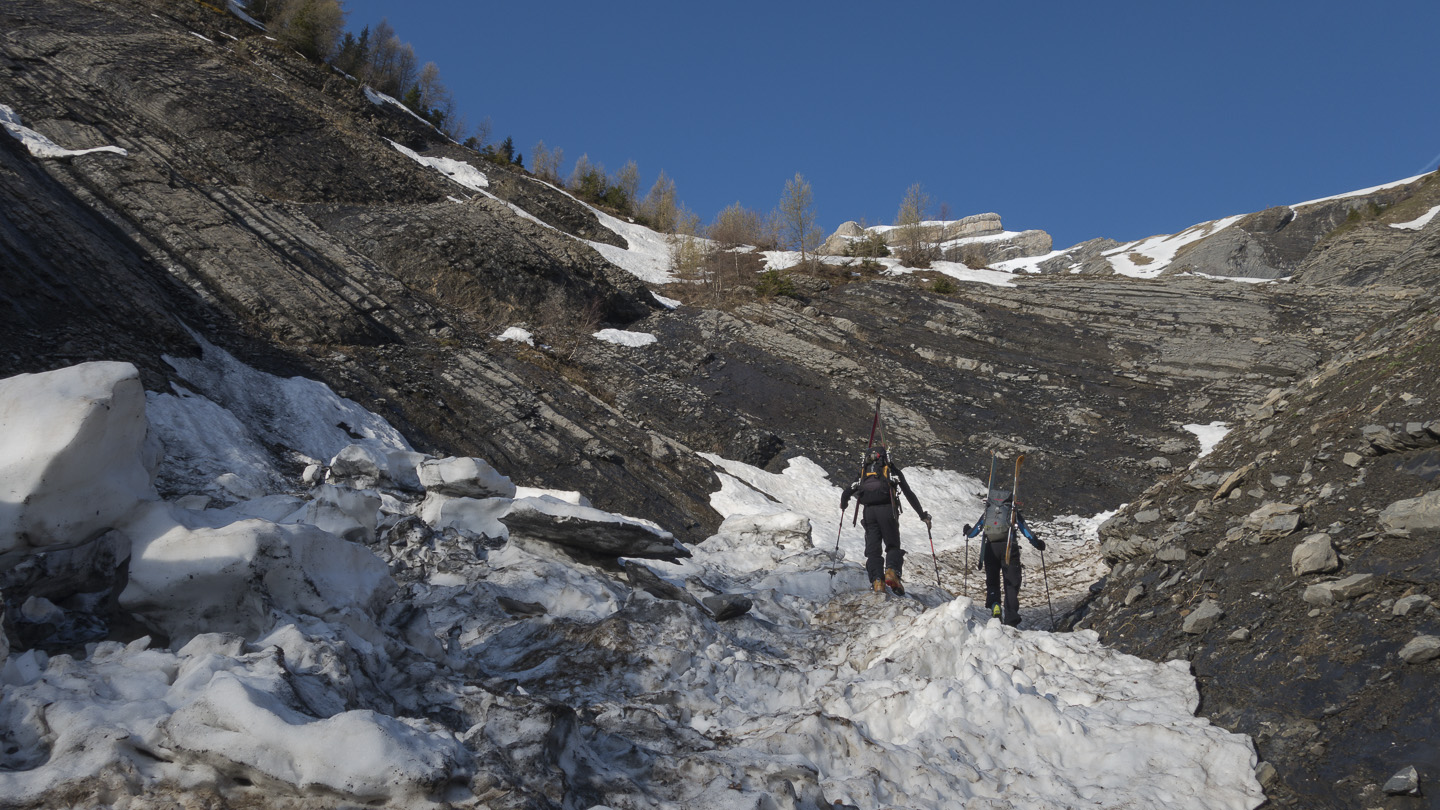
[0, 358, 1264, 809]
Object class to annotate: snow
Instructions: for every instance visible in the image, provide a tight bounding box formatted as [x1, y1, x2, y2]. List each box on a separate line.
[496, 326, 534, 345]
[993, 247, 1069, 274]
[385, 138, 488, 191]
[189, 31, 214, 43]
[593, 328, 658, 347]
[1390, 203, 1440, 231]
[652, 292, 681, 309]
[0, 362, 155, 556]
[763, 250, 1019, 288]
[585, 208, 678, 284]
[225, 0, 264, 29]
[1, 103, 127, 159]
[0, 359, 1263, 809]
[1103, 215, 1245, 278]
[1288, 172, 1430, 209]
[1186, 421, 1231, 457]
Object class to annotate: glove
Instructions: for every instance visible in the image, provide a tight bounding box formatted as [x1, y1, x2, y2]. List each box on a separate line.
[1030, 537, 1046, 551]
[963, 524, 972, 535]
[921, 512, 932, 529]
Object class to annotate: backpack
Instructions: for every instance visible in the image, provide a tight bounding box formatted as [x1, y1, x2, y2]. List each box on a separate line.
[981, 489, 1013, 542]
[856, 451, 896, 507]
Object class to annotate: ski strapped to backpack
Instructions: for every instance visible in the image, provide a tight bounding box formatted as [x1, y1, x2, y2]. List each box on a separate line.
[1003, 454, 1025, 566]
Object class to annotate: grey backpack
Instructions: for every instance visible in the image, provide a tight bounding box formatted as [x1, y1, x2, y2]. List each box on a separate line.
[981, 489, 1013, 542]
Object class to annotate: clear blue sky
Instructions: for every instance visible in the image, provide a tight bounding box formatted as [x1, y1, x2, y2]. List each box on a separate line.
[337, 0, 1440, 249]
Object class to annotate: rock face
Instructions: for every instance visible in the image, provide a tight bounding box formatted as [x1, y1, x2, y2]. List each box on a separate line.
[1070, 289, 1440, 809]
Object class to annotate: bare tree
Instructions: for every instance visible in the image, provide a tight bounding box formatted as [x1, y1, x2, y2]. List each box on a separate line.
[531, 140, 564, 183]
[895, 183, 933, 267]
[613, 161, 640, 208]
[778, 173, 820, 269]
[639, 171, 678, 233]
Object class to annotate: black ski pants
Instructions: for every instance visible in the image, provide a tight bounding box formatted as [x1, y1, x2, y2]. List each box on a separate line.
[982, 538, 1022, 626]
[860, 504, 904, 583]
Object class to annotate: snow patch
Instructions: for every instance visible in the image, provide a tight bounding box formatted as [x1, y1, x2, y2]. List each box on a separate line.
[1390, 203, 1440, 231]
[385, 138, 488, 191]
[593, 328, 657, 347]
[1185, 421, 1231, 457]
[1, 103, 127, 158]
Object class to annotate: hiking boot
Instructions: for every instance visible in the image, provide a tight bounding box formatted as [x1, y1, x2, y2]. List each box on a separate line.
[991, 604, 1002, 618]
[872, 579, 886, 593]
[884, 568, 904, 596]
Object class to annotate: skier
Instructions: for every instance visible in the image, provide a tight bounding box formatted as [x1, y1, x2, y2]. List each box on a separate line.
[964, 488, 1044, 626]
[839, 446, 931, 595]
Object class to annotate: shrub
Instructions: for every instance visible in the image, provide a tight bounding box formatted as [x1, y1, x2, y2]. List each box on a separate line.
[931, 277, 957, 295]
[755, 270, 797, 298]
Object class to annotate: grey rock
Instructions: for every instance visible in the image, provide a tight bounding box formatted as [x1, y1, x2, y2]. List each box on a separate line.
[1182, 599, 1224, 634]
[1291, 533, 1339, 576]
[1135, 509, 1162, 524]
[496, 596, 546, 617]
[1228, 628, 1252, 643]
[501, 504, 690, 561]
[1213, 464, 1256, 501]
[625, 563, 705, 610]
[1343, 452, 1364, 468]
[1254, 761, 1277, 787]
[1379, 489, 1440, 532]
[1397, 635, 1440, 664]
[1394, 594, 1434, 616]
[1124, 585, 1146, 606]
[1382, 765, 1420, 795]
[1155, 544, 1188, 563]
[702, 594, 753, 621]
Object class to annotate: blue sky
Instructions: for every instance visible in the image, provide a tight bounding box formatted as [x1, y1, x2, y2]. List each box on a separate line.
[337, 1, 1440, 249]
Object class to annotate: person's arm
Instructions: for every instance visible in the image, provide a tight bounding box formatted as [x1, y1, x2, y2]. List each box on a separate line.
[840, 481, 857, 511]
[894, 469, 930, 523]
[963, 519, 984, 539]
[1016, 511, 1044, 549]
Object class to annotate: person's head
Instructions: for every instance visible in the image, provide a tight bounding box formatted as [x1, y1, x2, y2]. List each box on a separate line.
[871, 446, 888, 465]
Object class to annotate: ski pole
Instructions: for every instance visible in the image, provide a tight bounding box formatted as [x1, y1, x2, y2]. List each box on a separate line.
[925, 522, 941, 591]
[829, 509, 845, 581]
[963, 533, 970, 601]
[1041, 548, 1056, 630]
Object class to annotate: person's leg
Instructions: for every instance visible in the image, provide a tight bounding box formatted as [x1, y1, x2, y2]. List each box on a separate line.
[983, 542, 1002, 614]
[1003, 555, 1023, 626]
[876, 507, 904, 578]
[862, 509, 884, 584]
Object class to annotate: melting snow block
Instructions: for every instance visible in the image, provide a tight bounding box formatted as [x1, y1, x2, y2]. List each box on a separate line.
[417, 456, 516, 499]
[119, 502, 394, 643]
[0, 362, 156, 559]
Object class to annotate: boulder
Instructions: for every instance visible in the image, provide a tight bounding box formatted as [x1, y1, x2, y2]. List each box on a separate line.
[1397, 635, 1440, 665]
[1379, 489, 1440, 532]
[499, 497, 689, 561]
[417, 456, 516, 499]
[1303, 573, 1378, 606]
[1393, 594, 1433, 616]
[1182, 600, 1224, 634]
[1291, 534, 1339, 576]
[1382, 765, 1421, 796]
[0, 363, 156, 563]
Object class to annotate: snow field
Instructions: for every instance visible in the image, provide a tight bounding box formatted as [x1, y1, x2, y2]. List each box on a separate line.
[0, 350, 1262, 808]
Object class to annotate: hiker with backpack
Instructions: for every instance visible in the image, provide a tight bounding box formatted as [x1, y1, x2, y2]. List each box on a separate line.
[839, 446, 931, 595]
[964, 488, 1044, 626]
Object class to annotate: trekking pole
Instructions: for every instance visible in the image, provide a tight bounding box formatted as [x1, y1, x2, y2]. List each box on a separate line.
[1040, 548, 1056, 630]
[963, 533, 970, 601]
[925, 522, 941, 591]
[828, 510, 845, 581]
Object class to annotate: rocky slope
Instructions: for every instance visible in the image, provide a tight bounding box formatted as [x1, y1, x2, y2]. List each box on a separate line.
[2, 0, 1438, 806]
